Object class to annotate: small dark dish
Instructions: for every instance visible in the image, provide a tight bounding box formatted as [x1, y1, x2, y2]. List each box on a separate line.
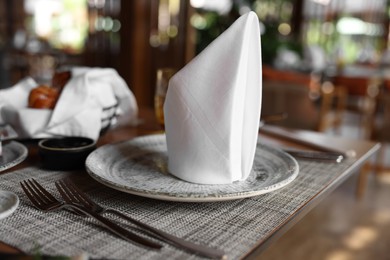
[38, 137, 96, 170]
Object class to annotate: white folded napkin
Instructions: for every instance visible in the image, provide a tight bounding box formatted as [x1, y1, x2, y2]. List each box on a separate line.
[0, 67, 138, 140]
[164, 11, 262, 184]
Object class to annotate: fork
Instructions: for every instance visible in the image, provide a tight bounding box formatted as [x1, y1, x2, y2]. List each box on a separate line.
[20, 179, 162, 250]
[56, 179, 227, 260]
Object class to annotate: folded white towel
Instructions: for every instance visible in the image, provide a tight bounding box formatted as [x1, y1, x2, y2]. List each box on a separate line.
[164, 11, 262, 184]
[0, 67, 138, 140]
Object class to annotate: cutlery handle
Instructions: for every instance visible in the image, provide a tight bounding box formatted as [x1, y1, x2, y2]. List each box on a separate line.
[106, 209, 227, 259]
[259, 125, 355, 158]
[283, 149, 344, 163]
[66, 204, 162, 250]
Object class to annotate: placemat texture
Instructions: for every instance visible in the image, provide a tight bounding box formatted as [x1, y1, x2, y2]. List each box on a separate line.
[0, 157, 354, 260]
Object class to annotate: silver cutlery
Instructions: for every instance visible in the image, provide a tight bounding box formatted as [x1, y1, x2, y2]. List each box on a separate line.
[55, 179, 227, 260]
[20, 178, 162, 250]
[260, 124, 356, 158]
[282, 148, 344, 163]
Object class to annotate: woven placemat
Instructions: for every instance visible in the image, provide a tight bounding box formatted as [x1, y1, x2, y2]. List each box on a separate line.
[0, 157, 354, 260]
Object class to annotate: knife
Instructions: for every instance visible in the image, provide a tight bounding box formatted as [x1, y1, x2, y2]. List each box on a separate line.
[259, 124, 356, 158]
[283, 148, 344, 163]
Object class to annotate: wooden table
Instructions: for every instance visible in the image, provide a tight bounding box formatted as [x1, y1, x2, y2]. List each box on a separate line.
[0, 108, 380, 259]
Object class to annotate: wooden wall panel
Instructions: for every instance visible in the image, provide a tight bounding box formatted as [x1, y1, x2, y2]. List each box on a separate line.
[119, 0, 194, 108]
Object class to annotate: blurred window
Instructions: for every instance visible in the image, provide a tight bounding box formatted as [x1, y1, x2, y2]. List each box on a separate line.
[303, 0, 388, 65]
[24, 0, 88, 54]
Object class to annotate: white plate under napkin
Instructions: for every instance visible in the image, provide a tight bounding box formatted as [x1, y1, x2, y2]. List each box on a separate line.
[86, 134, 299, 202]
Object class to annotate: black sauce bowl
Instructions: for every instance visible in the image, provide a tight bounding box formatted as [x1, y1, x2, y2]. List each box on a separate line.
[38, 137, 96, 170]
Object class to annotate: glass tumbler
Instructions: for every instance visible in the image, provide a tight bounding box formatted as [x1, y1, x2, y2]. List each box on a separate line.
[154, 68, 176, 128]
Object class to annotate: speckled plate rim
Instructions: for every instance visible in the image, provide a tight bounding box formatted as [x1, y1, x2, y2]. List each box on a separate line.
[0, 141, 28, 172]
[86, 134, 299, 202]
[0, 190, 19, 219]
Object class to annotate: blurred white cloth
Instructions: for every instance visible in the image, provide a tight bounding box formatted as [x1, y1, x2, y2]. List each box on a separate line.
[0, 67, 138, 140]
[164, 11, 262, 184]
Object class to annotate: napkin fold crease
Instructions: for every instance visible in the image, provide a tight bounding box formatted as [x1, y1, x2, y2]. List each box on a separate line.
[164, 11, 262, 184]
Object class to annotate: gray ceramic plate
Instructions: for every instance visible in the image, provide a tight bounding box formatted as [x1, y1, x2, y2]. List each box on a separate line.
[0, 190, 19, 219]
[0, 141, 28, 172]
[86, 134, 299, 202]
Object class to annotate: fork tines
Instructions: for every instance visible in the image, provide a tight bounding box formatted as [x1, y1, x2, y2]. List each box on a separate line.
[20, 178, 163, 250]
[56, 179, 94, 208]
[20, 179, 59, 210]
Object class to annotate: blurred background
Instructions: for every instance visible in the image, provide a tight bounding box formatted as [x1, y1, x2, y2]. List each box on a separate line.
[2, 0, 390, 155]
[1, 1, 390, 259]
[1, 0, 389, 107]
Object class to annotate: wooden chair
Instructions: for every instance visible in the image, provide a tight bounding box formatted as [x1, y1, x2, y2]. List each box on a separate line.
[356, 88, 390, 198]
[262, 66, 346, 133]
[332, 75, 381, 139]
[333, 73, 390, 199]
